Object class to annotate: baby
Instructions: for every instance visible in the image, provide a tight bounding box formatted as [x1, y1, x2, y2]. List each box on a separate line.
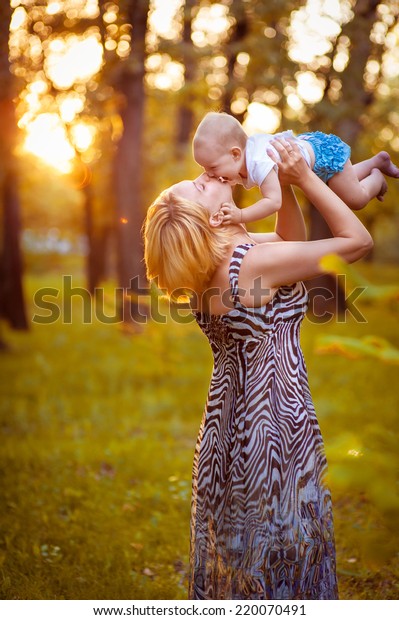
[193, 111, 399, 225]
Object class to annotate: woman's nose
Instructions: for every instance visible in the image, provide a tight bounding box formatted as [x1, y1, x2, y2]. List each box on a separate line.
[196, 172, 212, 183]
[196, 173, 223, 184]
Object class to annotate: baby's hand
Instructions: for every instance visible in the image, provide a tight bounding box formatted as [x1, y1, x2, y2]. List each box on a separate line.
[220, 202, 242, 225]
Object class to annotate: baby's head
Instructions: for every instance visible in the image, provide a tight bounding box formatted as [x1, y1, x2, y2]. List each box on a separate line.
[193, 112, 247, 185]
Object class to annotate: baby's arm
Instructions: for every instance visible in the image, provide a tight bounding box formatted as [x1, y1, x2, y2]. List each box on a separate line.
[221, 169, 282, 225]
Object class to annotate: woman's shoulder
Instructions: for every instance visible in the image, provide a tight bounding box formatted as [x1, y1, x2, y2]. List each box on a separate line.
[237, 240, 290, 292]
[229, 241, 281, 308]
[241, 239, 294, 276]
[248, 232, 283, 243]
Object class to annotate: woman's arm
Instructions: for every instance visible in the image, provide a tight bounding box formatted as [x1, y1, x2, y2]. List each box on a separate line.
[275, 184, 307, 241]
[248, 183, 307, 244]
[242, 140, 373, 289]
[268, 141, 307, 241]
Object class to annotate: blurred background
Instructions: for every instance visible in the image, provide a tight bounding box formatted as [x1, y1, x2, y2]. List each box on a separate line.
[1, 0, 399, 600]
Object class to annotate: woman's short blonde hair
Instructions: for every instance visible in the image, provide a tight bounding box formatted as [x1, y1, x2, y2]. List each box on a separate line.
[143, 189, 232, 302]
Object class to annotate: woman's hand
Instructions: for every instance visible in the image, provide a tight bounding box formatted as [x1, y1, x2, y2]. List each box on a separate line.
[267, 139, 310, 187]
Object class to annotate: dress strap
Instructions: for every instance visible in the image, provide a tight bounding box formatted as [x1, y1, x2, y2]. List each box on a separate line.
[228, 243, 255, 308]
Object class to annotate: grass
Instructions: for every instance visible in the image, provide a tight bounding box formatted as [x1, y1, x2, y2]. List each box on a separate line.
[1, 262, 399, 599]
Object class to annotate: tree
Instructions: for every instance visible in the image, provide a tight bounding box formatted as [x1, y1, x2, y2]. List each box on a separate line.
[0, 2, 28, 331]
[207, 0, 398, 314]
[7, 0, 111, 296]
[304, 0, 399, 316]
[220, 0, 249, 119]
[174, 0, 197, 159]
[114, 0, 150, 325]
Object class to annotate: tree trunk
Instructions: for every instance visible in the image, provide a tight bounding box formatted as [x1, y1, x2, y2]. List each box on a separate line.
[114, 0, 150, 325]
[220, 0, 249, 209]
[84, 179, 97, 294]
[306, 206, 347, 318]
[221, 0, 248, 121]
[306, 0, 380, 318]
[0, 3, 28, 331]
[175, 0, 197, 159]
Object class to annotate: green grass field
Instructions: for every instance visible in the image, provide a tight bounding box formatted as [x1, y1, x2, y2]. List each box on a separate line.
[1, 263, 399, 599]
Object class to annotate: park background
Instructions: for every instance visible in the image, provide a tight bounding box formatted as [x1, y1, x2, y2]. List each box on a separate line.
[1, 0, 399, 600]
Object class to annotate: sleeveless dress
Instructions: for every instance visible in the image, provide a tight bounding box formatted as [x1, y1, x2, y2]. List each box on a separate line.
[189, 243, 338, 600]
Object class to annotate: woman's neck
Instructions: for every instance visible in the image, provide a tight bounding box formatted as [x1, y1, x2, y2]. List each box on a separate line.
[229, 223, 254, 246]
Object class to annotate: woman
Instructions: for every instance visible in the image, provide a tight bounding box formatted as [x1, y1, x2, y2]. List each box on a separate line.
[143, 140, 373, 600]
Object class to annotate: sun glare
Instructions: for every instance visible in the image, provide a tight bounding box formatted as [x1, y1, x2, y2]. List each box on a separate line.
[145, 54, 184, 91]
[10, 6, 28, 32]
[192, 4, 232, 47]
[45, 34, 103, 89]
[46, 1, 62, 15]
[59, 94, 85, 123]
[288, 0, 350, 63]
[243, 102, 281, 135]
[13, 0, 398, 176]
[71, 123, 96, 152]
[149, 0, 183, 40]
[296, 71, 325, 104]
[46, 0, 99, 18]
[24, 114, 75, 173]
[10, 1, 106, 175]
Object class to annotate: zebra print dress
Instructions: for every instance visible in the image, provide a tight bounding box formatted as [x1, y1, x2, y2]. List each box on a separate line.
[189, 243, 338, 600]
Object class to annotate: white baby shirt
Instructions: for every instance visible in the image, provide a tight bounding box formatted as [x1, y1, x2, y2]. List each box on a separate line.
[244, 130, 312, 189]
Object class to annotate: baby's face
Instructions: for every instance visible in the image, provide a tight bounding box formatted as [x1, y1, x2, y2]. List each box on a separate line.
[194, 143, 244, 186]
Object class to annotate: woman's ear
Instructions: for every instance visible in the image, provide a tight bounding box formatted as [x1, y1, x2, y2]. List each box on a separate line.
[209, 210, 224, 227]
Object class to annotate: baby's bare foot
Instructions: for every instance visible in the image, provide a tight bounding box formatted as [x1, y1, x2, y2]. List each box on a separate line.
[376, 151, 399, 178]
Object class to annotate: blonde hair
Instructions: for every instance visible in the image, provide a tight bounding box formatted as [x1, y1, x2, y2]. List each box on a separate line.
[143, 189, 233, 302]
[193, 111, 247, 152]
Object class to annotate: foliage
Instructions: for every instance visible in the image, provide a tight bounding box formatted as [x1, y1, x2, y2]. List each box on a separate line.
[18, 154, 84, 233]
[319, 253, 399, 302]
[0, 271, 205, 599]
[8, 1, 399, 249]
[0, 261, 399, 599]
[315, 334, 399, 363]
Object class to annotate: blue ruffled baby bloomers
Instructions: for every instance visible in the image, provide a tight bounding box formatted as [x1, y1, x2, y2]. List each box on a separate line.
[299, 131, 351, 183]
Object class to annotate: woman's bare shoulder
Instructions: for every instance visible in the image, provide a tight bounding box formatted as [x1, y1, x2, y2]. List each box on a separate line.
[248, 232, 283, 243]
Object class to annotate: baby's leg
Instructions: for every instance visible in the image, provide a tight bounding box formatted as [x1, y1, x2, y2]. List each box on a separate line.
[353, 151, 399, 180]
[327, 160, 387, 210]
